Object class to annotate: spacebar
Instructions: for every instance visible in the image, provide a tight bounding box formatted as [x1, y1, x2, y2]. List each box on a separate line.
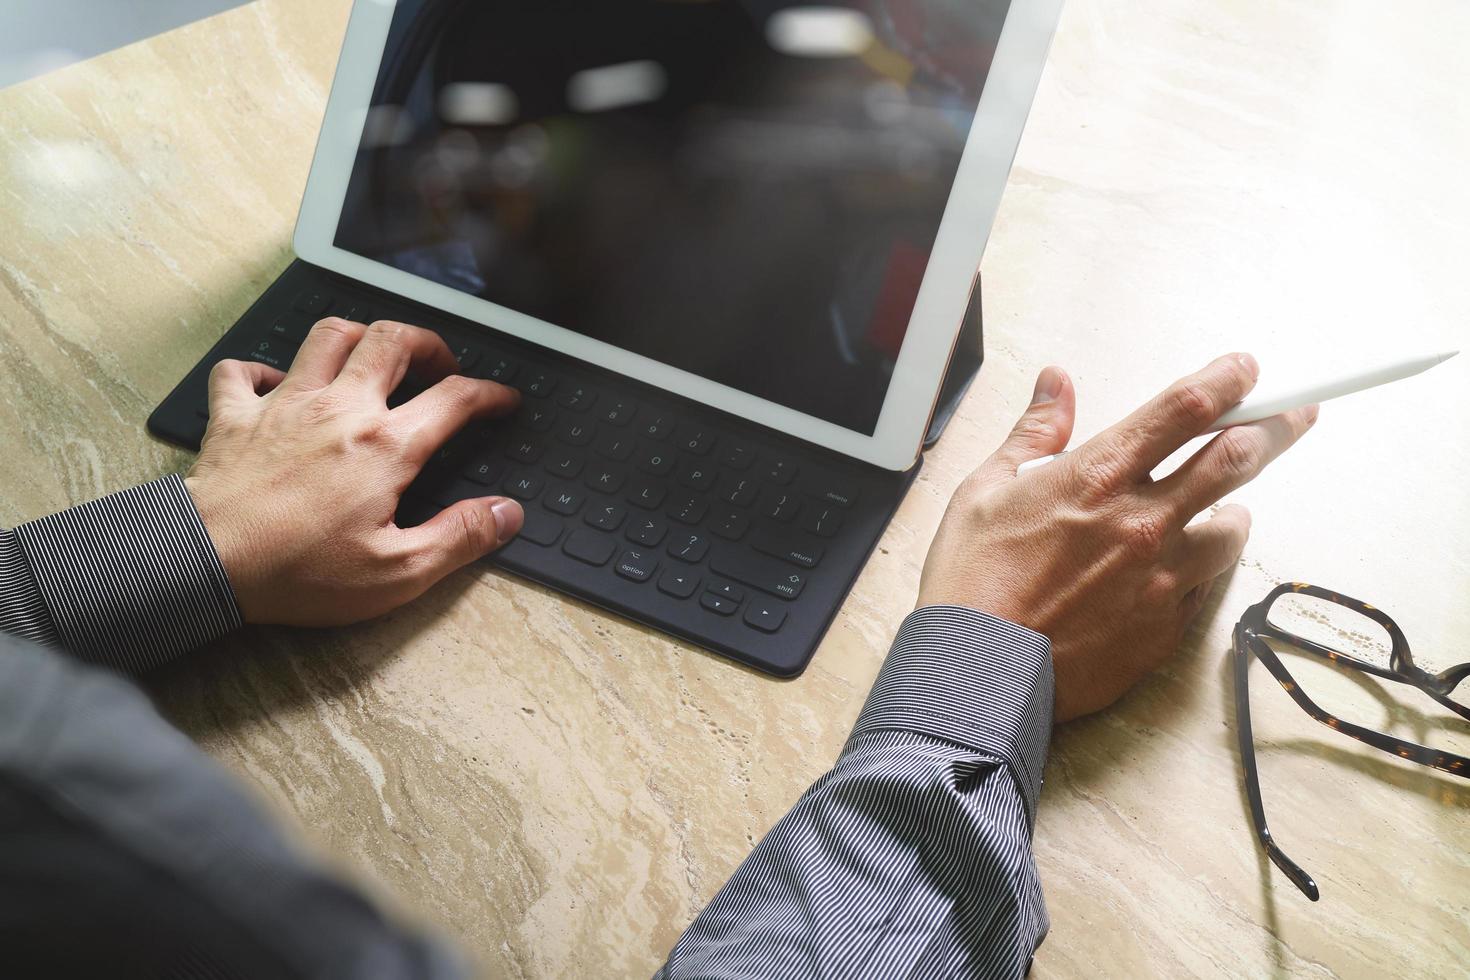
[710, 550, 807, 600]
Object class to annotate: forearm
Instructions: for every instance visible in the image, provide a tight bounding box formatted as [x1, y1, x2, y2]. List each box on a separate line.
[0, 474, 242, 672]
[659, 606, 1054, 979]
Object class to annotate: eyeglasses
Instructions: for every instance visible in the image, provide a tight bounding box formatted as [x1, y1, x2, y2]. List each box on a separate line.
[1232, 582, 1469, 900]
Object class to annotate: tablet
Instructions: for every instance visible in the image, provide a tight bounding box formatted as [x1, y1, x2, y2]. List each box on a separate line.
[295, 0, 1064, 470]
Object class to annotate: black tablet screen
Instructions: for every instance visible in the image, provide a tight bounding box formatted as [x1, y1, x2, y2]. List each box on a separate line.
[335, 0, 1009, 434]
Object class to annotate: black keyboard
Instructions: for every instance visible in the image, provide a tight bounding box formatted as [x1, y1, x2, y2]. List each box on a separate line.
[149, 261, 918, 676]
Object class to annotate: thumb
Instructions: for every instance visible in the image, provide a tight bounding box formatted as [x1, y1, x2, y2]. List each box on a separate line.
[986, 366, 1076, 476]
[404, 496, 523, 582]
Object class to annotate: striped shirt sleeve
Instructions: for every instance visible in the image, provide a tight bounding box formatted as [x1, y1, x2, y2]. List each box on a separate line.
[658, 605, 1055, 980]
[2, 474, 242, 673]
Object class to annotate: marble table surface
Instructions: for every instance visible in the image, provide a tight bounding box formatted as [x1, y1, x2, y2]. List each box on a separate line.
[1, 1, 1465, 976]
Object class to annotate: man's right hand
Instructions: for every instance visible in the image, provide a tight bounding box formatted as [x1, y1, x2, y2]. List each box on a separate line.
[185, 318, 524, 628]
[918, 354, 1318, 722]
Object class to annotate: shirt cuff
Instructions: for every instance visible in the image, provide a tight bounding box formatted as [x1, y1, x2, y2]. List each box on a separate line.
[12, 474, 243, 672]
[848, 604, 1055, 827]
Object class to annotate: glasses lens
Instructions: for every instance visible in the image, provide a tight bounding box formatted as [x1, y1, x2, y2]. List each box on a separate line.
[1266, 593, 1393, 670]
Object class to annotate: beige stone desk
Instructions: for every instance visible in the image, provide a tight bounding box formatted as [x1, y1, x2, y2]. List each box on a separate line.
[2, 1, 1466, 976]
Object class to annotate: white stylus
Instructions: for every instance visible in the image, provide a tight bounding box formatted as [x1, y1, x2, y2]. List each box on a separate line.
[1016, 349, 1460, 474]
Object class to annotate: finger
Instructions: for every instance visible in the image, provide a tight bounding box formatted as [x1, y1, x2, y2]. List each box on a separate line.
[1153, 405, 1318, 522]
[978, 366, 1076, 486]
[279, 317, 368, 390]
[1079, 353, 1260, 485]
[207, 358, 286, 415]
[395, 375, 522, 467]
[337, 320, 462, 401]
[1174, 503, 1251, 590]
[400, 496, 524, 588]
[1178, 576, 1219, 636]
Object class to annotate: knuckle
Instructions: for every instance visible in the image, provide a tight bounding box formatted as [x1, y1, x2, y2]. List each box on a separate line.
[455, 504, 494, 553]
[367, 319, 410, 344]
[1121, 509, 1170, 560]
[1165, 381, 1218, 431]
[1144, 568, 1181, 605]
[1010, 413, 1058, 447]
[1076, 452, 1124, 499]
[208, 358, 240, 383]
[1216, 428, 1261, 479]
[311, 316, 360, 342]
[437, 374, 484, 408]
[351, 413, 398, 450]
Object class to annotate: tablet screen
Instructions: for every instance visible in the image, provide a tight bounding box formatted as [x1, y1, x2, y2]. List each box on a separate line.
[335, 0, 1010, 435]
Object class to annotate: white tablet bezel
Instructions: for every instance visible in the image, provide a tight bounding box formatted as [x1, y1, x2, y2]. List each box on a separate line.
[295, 0, 1065, 471]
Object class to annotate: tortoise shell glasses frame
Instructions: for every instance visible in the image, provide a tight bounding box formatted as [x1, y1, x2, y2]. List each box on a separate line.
[1232, 582, 1469, 901]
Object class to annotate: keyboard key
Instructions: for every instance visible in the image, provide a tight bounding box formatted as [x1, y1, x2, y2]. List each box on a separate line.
[677, 460, 716, 492]
[668, 494, 708, 525]
[751, 527, 824, 568]
[597, 395, 636, 426]
[801, 505, 844, 538]
[546, 452, 585, 479]
[707, 580, 745, 602]
[636, 408, 673, 441]
[711, 550, 807, 600]
[523, 406, 556, 432]
[525, 372, 559, 397]
[563, 529, 615, 566]
[627, 516, 668, 547]
[743, 599, 788, 633]
[557, 385, 597, 411]
[627, 478, 667, 510]
[800, 471, 860, 508]
[721, 442, 755, 471]
[758, 488, 801, 523]
[658, 568, 700, 599]
[615, 548, 658, 583]
[700, 593, 739, 616]
[506, 438, 544, 463]
[545, 487, 584, 516]
[485, 357, 518, 383]
[585, 503, 626, 532]
[270, 313, 314, 344]
[504, 472, 544, 500]
[331, 302, 376, 323]
[635, 447, 675, 477]
[248, 337, 294, 370]
[451, 340, 482, 371]
[584, 463, 627, 494]
[762, 458, 798, 485]
[463, 459, 506, 485]
[557, 419, 595, 446]
[710, 508, 750, 541]
[673, 424, 714, 456]
[293, 289, 330, 315]
[720, 475, 758, 507]
[667, 531, 709, 563]
[516, 509, 563, 547]
[594, 431, 635, 461]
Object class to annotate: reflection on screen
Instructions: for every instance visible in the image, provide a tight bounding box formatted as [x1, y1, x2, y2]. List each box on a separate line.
[335, 0, 1010, 434]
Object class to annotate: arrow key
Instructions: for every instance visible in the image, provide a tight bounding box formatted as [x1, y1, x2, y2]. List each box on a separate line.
[658, 568, 700, 599]
[743, 599, 788, 633]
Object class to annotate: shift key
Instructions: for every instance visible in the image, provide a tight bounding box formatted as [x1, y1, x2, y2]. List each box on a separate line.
[710, 549, 807, 599]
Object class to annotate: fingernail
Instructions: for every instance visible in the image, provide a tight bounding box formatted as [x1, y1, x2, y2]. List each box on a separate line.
[1031, 367, 1063, 405]
[1234, 352, 1259, 381]
[1304, 403, 1320, 425]
[490, 498, 523, 542]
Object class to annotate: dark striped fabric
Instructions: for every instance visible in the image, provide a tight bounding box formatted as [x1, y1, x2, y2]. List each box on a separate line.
[658, 605, 1053, 980]
[3, 474, 241, 673]
[0, 529, 58, 648]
